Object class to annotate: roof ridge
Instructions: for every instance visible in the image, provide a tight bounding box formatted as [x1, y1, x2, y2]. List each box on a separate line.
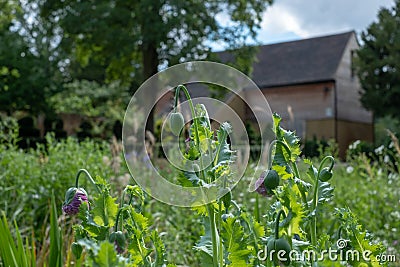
[259, 30, 354, 47]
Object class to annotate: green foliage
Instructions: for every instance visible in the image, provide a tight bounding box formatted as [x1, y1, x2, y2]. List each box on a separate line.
[255, 113, 389, 266]
[0, 132, 115, 237]
[69, 178, 174, 266]
[221, 216, 252, 266]
[0, 89, 398, 266]
[374, 115, 400, 145]
[326, 139, 400, 258]
[355, 0, 400, 118]
[49, 194, 63, 267]
[0, 195, 62, 267]
[175, 85, 264, 266]
[336, 208, 386, 266]
[93, 241, 125, 267]
[0, 0, 21, 31]
[50, 80, 129, 120]
[0, 213, 36, 267]
[0, 1, 61, 114]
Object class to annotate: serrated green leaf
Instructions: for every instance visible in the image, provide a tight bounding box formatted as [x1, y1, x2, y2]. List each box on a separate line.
[180, 170, 201, 186]
[92, 194, 118, 227]
[272, 165, 293, 180]
[272, 113, 301, 165]
[220, 217, 252, 266]
[129, 209, 148, 231]
[214, 122, 234, 165]
[185, 146, 201, 160]
[192, 202, 220, 216]
[317, 181, 334, 206]
[276, 184, 306, 239]
[240, 212, 265, 239]
[191, 104, 213, 150]
[306, 164, 318, 181]
[335, 208, 387, 266]
[150, 230, 167, 266]
[303, 158, 313, 165]
[93, 241, 119, 267]
[194, 218, 214, 262]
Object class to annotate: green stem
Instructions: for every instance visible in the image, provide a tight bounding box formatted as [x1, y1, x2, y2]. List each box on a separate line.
[274, 210, 286, 239]
[231, 200, 241, 214]
[310, 179, 319, 247]
[174, 85, 219, 267]
[255, 194, 260, 223]
[75, 169, 101, 193]
[310, 156, 335, 247]
[120, 190, 126, 209]
[206, 204, 219, 267]
[128, 194, 134, 206]
[115, 208, 123, 232]
[218, 201, 223, 267]
[213, 129, 227, 166]
[174, 85, 200, 149]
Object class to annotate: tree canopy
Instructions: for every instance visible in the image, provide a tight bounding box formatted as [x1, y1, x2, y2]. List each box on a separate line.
[355, 0, 400, 118]
[37, 0, 272, 131]
[0, 0, 61, 115]
[0, 0, 273, 135]
[39, 0, 272, 81]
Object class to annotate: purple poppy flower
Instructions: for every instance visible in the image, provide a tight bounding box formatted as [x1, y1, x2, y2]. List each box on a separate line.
[255, 175, 268, 196]
[62, 187, 88, 215]
[255, 171, 273, 197]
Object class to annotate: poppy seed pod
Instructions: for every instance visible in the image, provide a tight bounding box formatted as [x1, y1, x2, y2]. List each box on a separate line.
[267, 237, 291, 266]
[319, 167, 333, 182]
[62, 187, 88, 215]
[169, 112, 185, 136]
[264, 170, 280, 190]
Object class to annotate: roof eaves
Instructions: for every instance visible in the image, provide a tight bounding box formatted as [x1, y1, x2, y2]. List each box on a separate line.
[256, 78, 337, 90]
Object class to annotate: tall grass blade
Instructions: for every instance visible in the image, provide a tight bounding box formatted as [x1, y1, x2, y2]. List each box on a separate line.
[0, 213, 25, 266]
[49, 193, 63, 267]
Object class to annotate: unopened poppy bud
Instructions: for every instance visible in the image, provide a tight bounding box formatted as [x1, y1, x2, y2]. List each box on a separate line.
[62, 187, 88, 215]
[71, 242, 83, 259]
[168, 112, 185, 136]
[110, 231, 126, 254]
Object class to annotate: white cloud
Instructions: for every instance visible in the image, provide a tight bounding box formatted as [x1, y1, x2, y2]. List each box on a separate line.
[260, 4, 311, 38]
[258, 0, 395, 44]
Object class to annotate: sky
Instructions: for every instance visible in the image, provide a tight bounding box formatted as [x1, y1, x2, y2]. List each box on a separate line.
[212, 0, 395, 50]
[257, 0, 395, 44]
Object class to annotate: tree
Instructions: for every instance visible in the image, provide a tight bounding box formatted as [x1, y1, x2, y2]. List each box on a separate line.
[355, 0, 400, 118]
[38, 0, 273, 131]
[49, 79, 129, 137]
[0, 0, 62, 115]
